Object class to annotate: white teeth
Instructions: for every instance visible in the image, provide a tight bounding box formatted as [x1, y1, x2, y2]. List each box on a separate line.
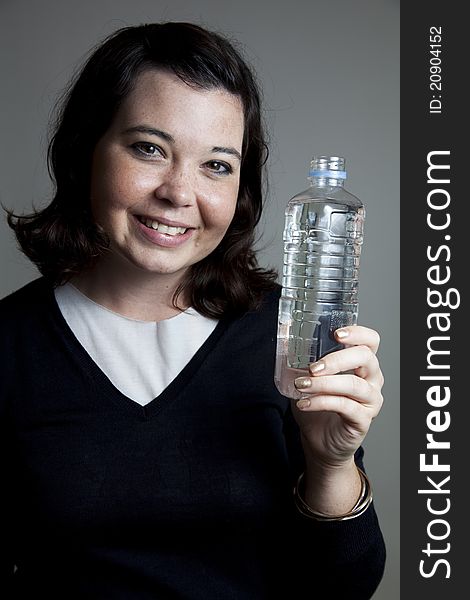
[139, 216, 187, 235]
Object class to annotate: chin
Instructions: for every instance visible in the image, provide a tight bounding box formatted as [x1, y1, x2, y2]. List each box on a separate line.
[133, 257, 191, 276]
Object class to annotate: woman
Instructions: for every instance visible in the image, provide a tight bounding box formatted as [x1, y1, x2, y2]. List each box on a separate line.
[1, 22, 386, 599]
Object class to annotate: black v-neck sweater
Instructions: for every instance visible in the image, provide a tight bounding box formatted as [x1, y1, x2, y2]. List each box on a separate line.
[0, 277, 385, 599]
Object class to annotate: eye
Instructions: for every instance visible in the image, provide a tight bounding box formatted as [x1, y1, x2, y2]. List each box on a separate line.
[205, 160, 233, 175]
[130, 142, 164, 158]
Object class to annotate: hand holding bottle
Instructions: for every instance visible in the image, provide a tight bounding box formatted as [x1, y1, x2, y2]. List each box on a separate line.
[292, 324, 384, 470]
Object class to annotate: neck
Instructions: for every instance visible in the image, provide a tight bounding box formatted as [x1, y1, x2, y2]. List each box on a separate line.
[70, 255, 190, 322]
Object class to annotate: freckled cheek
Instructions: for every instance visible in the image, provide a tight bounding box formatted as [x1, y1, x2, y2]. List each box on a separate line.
[91, 162, 152, 217]
[199, 190, 238, 237]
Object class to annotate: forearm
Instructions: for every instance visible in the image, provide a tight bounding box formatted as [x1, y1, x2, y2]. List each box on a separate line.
[294, 451, 386, 598]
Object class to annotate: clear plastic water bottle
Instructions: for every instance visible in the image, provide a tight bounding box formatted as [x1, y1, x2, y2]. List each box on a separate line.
[274, 156, 365, 399]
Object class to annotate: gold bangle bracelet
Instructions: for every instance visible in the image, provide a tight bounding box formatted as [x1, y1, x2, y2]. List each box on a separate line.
[293, 466, 373, 522]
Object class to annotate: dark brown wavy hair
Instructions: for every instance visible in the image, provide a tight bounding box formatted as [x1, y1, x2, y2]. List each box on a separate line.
[5, 22, 278, 318]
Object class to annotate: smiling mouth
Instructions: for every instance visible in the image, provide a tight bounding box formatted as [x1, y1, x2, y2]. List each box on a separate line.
[137, 216, 189, 236]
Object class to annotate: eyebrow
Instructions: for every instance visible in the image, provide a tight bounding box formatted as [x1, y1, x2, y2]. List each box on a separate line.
[212, 146, 242, 162]
[123, 125, 242, 162]
[123, 126, 174, 143]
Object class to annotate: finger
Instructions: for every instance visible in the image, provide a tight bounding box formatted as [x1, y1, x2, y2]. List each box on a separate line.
[309, 345, 383, 385]
[295, 373, 383, 413]
[334, 325, 381, 354]
[295, 394, 372, 430]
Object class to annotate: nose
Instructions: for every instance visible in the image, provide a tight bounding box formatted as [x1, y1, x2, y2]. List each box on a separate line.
[153, 164, 196, 207]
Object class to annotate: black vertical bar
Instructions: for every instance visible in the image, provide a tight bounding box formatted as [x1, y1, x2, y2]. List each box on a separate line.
[401, 2, 465, 597]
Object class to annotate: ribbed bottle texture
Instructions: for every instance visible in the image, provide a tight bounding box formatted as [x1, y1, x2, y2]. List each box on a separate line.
[274, 156, 365, 399]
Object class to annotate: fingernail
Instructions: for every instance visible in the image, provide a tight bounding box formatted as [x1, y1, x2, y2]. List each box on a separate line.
[309, 361, 325, 375]
[336, 328, 349, 339]
[294, 377, 312, 390]
[296, 398, 311, 409]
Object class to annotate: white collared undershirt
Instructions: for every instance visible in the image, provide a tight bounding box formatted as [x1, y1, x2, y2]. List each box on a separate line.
[54, 282, 219, 406]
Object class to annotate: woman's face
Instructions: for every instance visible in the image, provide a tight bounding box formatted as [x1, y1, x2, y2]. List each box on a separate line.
[89, 69, 244, 280]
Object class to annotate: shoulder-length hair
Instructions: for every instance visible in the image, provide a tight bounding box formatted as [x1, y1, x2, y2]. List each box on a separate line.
[6, 22, 278, 318]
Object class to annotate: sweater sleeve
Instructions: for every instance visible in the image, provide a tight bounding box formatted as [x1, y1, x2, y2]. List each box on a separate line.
[0, 449, 16, 591]
[0, 380, 17, 591]
[0, 294, 19, 591]
[283, 404, 386, 599]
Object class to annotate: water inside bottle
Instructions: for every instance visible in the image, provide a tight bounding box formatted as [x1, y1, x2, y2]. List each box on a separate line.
[274, 196, 364, 399]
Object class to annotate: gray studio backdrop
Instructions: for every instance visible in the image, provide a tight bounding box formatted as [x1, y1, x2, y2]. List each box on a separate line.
[0, 0, 399, 597]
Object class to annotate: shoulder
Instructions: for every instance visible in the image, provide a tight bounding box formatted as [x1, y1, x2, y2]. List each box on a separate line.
[261, 282, 282, 304]
[0, 277, 55, 409]
[0, 276, 53, 324]
[223, 282, 281, 343]
[251, 282, 282, 318]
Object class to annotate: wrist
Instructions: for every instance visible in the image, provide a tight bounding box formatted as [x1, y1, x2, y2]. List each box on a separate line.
[302, 458, 362, 516]
[304, 454, 357, 478]
[300, 434, 357, 475]
[294, 466, 373, 521]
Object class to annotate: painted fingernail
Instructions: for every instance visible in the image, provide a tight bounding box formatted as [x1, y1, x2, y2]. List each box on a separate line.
[294, 377, 312, 389]
[309, 361, 325, 375]
[296, 398, 311, 409]
[336, 328, 349, 339]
